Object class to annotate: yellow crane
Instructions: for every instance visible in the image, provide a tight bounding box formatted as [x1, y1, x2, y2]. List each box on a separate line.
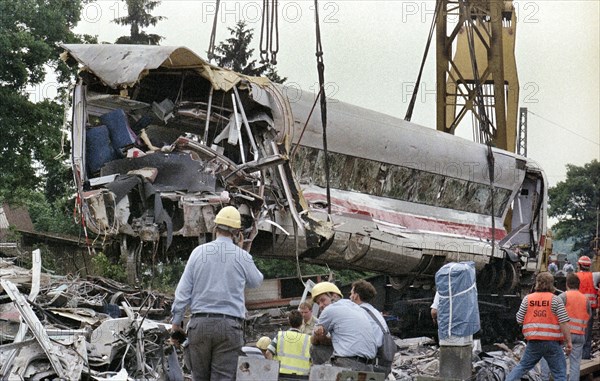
[436, 0, 519, 153]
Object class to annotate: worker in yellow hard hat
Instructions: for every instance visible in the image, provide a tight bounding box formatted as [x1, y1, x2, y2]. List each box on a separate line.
[309, 281, 378, 371]
[242, 336, 272, 358]
[256, 336, 272, 352]
[171, 205, 264, 381]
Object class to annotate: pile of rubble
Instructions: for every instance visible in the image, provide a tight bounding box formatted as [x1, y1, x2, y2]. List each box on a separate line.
[388, 338, 537, 381]
[0, 250, 178, 380]
[388, 336, 598, 380]
[1, 251, 598, 380]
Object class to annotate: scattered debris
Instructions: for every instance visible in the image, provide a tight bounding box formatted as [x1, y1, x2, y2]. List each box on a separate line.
[0, 252, 177, 380]
[1, 252, 598, 380]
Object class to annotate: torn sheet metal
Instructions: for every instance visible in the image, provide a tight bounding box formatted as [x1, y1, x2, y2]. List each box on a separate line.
[2, 340, 62, 380]
[0, 249, 42, 375]
[61, 44, 271, 91]
[235, 357, 279, 381]
[1, 279, 87, 380]
[0, 256, 50, 287]
[63, 44, 333, 283]
[91, 369, 131, 381]
[0, 254, 179, 380]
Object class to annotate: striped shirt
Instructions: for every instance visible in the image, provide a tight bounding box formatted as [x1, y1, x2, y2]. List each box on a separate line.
[516, 294, 570, 324]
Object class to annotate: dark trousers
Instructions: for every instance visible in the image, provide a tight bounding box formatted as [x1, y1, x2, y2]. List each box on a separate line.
[187, 316, 244, 381]
[582, 310, 595, 359]
[310, 344, 333, 365]
[330, 357, 374, 372]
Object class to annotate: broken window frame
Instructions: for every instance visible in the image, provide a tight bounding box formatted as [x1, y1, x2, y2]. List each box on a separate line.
[292, 145, 512, 217]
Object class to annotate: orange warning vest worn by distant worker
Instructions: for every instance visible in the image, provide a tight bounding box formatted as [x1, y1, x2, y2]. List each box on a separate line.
[577, 272, 598, 309]
[522, 292, 563, 341]
[564, 290, 590, 335]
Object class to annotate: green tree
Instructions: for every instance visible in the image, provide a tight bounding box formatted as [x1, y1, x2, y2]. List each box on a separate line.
[213, 21, 286, 83]
[548, 159, 600, 258]
[113, 0, 165, 45]
[0, 0, 86, 204]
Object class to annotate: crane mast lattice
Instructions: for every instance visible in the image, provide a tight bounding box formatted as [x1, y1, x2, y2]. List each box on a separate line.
[436, 0, 519, 153]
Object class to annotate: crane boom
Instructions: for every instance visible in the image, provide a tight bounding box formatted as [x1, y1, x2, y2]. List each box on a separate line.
[436, 0, 519, 152]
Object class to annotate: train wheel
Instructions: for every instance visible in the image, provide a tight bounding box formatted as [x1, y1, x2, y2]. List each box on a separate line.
[495, 260, 507, 290]
[477, 263, 497, 293]
[389, 276, 409, 290]
[501, 260, 519, 294]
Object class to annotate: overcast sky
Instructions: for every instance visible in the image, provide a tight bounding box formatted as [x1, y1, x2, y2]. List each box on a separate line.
[72, 0, 599, 187]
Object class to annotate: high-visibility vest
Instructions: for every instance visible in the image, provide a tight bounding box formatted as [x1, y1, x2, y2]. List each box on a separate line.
[522, 292, 563, 341]
[275, 330, 311, 375]
[564, 290, 590, 335]
[577, 272, 598, 309]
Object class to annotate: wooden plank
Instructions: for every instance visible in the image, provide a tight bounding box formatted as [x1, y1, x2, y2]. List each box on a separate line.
[579, 357, 600, 377]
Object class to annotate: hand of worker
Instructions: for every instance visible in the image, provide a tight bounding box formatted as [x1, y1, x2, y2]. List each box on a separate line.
[170, 323, 186, 346]
[236, 231, 245, 248]
[564, 341, 572, 356]
[171, 323, 184, 334]
[313, 325, 326, 338]
[431, 308, 438, 326]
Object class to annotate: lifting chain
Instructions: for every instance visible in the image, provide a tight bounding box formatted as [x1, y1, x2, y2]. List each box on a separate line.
[207, 0, 221, 62]
[259, 0, 279, 64]
[313, 0, 331, 214]
[404, 0, 441, 122]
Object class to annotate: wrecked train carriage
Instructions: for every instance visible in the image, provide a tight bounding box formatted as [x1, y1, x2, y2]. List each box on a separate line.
[63, 44, 332, 280]
[261, 89, 549, 295]
[64, 44, 548, 296]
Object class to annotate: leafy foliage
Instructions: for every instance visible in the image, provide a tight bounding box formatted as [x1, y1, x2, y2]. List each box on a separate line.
[0, 0, 87, 234]
[548, 159, 600, 257]
[113, 0, 165, 45]
[0, 90, 66, 199]
[26, 193, 79, 235]
[140, 259, 187, 292]
[91, 252, 128, 283]
[213, 21, 286, 83]
[0, 0, 84, 89]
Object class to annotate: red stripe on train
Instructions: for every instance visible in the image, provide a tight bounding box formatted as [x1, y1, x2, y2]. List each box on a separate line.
[304, 192, 507, 240]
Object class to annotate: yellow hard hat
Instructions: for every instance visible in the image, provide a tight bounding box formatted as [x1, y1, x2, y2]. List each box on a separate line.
[214, 206, 241, 229]
[311, 281, 342, 302]
[256, 336, 271, 350]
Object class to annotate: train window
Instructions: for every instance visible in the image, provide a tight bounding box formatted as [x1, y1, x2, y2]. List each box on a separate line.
[383, 165, 418, 200]
[351, 158, 383, 195]
[415, 172, 444, 204]
[491, 188, 512, 216]
[324, 151, 348, 190]
[291, 144, 318, 184]
[375, 164, 389, 196]
[437, 178, 466, 208]
[292, 145, 512, 217]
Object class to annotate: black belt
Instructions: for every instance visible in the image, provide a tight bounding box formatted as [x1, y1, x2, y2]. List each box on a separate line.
[192, 313, 245, 323]
[332, 356, 375, 365]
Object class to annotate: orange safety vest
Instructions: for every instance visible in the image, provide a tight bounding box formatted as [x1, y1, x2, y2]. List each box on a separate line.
[564, 290, 590, 335]
[577, 272, 598, 309]
[522, 292, 563, 341]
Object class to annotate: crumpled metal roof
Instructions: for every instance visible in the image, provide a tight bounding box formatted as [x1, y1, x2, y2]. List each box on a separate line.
[60, 44, 271, 91]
